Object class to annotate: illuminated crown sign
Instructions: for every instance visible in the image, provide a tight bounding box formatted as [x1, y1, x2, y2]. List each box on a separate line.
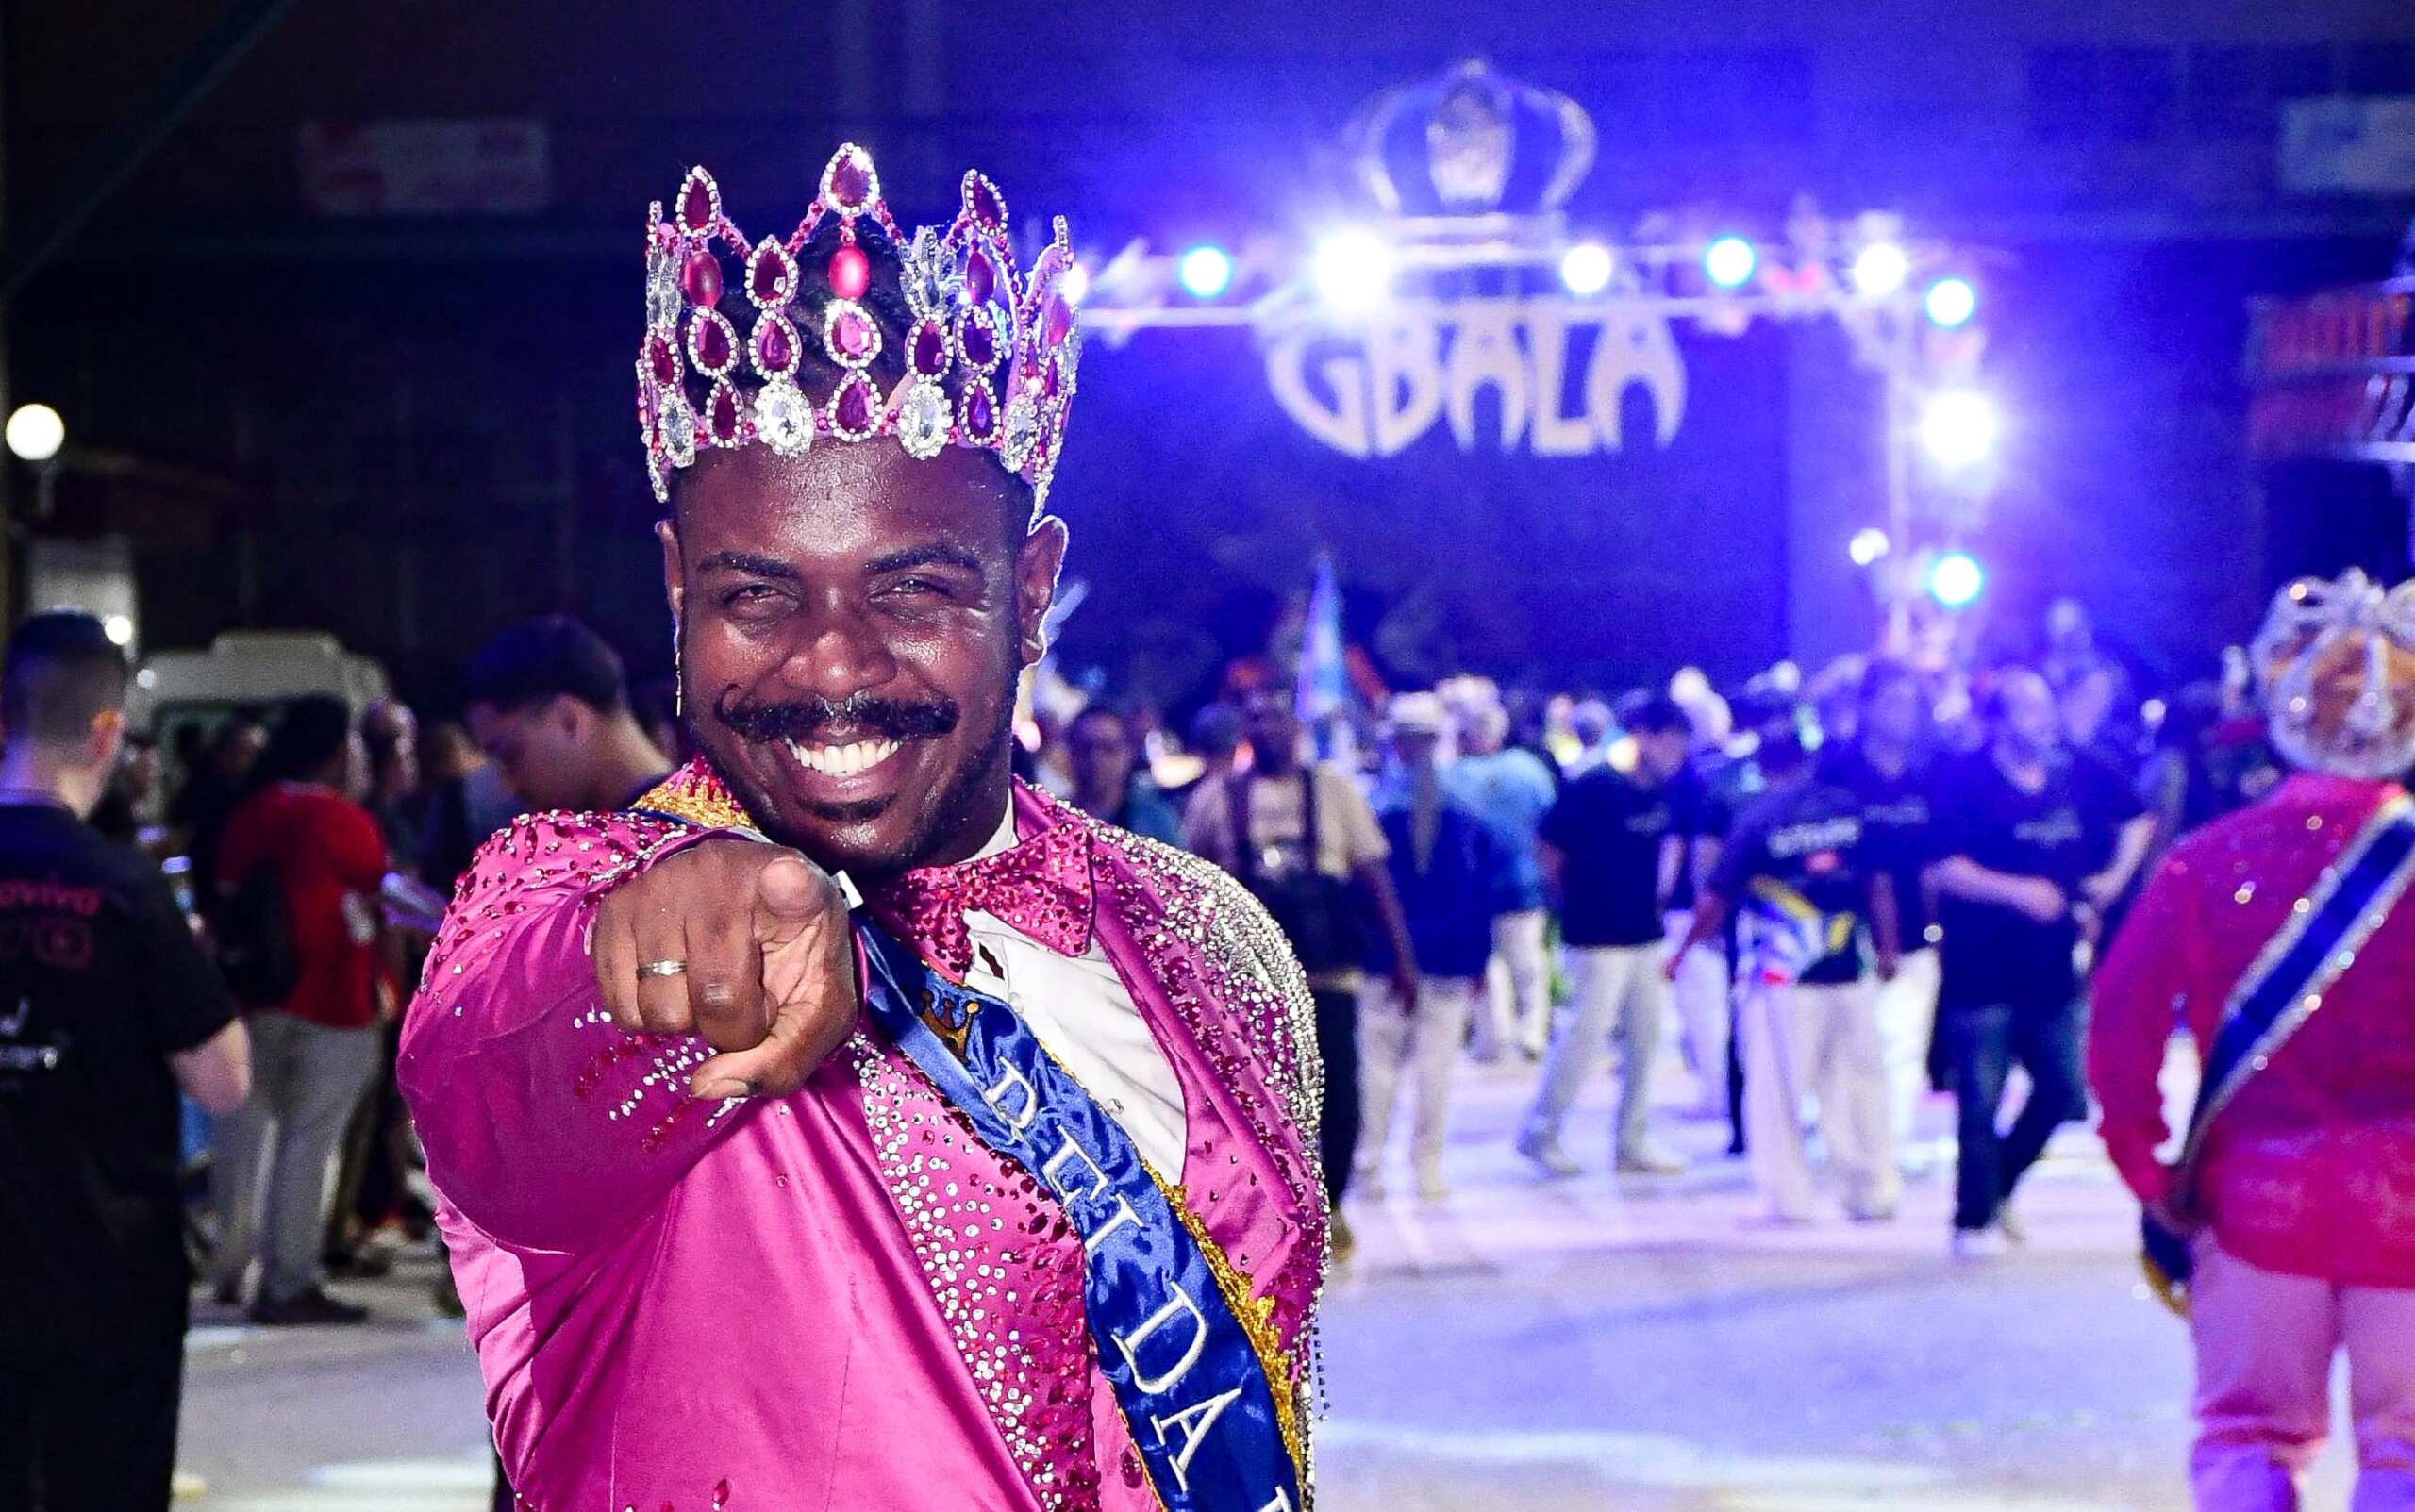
[1347, 58, 1597, 218]
[637, 142, 1083, 508]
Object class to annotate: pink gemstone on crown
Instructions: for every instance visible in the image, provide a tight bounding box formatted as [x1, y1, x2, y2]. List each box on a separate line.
[964, 172, 1006, 229]
[831, 307, 874, 361]
[691, 310, 734, 373]
[677, 169, 719, 234]
[910, 319, 950, 378]
[960, 381, 998, 441]
[748, 240, 795, 306]
[824, 146, 877, 213]
[1043, 295, 1073, 347]
[709, 385, 741, 441]
[646, 335, 678, 385]
[753, 315, 795, 375]
[828, 244, 871, 301]
[966, 249, 996, 307]
[958, 314, 999, 371]
[683, 247, 724, 307]
[832, 374, 875, 435]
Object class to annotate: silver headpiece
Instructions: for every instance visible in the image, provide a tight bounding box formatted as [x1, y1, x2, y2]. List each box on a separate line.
[2252, 568, 2415, 780]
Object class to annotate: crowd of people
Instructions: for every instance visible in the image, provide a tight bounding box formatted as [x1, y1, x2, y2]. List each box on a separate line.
[1012, 598, 2282, 1262]
[0, 581, 2381, 1507]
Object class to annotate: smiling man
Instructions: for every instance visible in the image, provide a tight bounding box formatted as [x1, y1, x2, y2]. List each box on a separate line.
[398, 147, 1325, 1512]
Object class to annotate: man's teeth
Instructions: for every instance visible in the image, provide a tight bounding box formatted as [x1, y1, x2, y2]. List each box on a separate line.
[783, 738, 903, 776]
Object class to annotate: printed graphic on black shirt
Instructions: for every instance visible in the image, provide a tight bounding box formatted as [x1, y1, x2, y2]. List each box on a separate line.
[0, 806, 235, 1315]
[1712, 781, 1876, 985]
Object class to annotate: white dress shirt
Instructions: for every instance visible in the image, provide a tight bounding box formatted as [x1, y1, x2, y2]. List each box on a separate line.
[926, 808, 1191, 1176]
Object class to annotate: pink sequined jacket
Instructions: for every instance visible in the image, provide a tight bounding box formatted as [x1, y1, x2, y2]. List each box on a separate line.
[398, 770, 1326, 1511]
[2090, 773, 2415, 1288]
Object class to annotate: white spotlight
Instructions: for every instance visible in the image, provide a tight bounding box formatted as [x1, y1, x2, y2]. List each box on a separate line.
[6, 404, 64, 463]
[1921, 390, 2000, 470]
[1851, 242, 1910, 297]
[1848, 528, 1892, 567]
[1312, 229, 1393, 313]
[1558, 242, 1614, 296]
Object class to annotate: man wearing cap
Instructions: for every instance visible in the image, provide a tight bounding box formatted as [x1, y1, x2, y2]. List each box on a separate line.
[1354, 693, 1512, 1203]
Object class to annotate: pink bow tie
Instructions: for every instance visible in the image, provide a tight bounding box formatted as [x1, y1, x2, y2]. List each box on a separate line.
[866, 820, 1096, 980]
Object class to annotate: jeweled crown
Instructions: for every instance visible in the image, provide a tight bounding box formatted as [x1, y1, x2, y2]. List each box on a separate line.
[2254, 568, 2415, 781]
[637, 142, 1083, 511]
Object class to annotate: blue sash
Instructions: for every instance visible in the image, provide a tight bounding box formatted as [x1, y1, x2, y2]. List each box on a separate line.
[2141, 792, 2415, 1313]
[854, 918, 1307, 1512]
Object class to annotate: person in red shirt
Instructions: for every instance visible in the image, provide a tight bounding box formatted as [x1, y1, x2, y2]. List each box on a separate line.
[208, 694, 389, 1325]
[2091, 569, 2415, 1512]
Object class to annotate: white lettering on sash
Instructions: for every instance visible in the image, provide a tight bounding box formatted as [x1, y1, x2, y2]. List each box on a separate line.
[981, 1059, 1040, 1135]
[1151, 1385, 1242, 1493]
[1254, 1488, 1296, 1512]
[1039, 1130, 1145, 1252]
[1113, 1280, 1210, 1394]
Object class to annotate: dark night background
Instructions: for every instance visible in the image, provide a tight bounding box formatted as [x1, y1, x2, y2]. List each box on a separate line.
[7, 0, 2410, 710]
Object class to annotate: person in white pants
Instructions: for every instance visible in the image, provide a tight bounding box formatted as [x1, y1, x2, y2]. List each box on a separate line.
[1733, 969, 1899, 1222]
[1446, 704, 1559, 1062]
[1481, 908, 1553, 1061]
[1674, 730, 1903, 1222]
[1357, 975, 1480, 1201]
[1815, 660, 1947, 1165]
[1517, 697, 1697, 1176]
[1356, 694, 1514, 1201]
[1661, 908, 1734, 1120]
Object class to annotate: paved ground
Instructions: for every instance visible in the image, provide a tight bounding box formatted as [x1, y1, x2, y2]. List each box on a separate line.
[176, 1053, 2360, 1511]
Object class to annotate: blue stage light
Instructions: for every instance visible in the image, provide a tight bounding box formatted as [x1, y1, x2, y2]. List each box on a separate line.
[1178, 244, 1234, 299]
[1929, 552, 1986, 607]
[1705, 236, 1757, 290]
[1924, 276, 1978, 328]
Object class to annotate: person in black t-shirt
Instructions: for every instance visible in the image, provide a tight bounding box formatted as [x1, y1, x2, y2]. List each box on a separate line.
[1674, 731, 1903, 1223]
[0, 612, 250, 1511]
[1817, 659, 1941, 1169]
[1927, 667, 2153, 1257]
[1517, 696, 1693, 1176]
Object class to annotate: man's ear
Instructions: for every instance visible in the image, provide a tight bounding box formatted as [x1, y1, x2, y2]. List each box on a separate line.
[89, 709, 125, 774]
[548, 693, 593, 745]
[657, 518, 685, 623]
[1014, 516, 1071, 671]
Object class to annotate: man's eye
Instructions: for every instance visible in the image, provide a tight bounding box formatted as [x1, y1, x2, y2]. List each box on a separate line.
[884, 576, 949, 598]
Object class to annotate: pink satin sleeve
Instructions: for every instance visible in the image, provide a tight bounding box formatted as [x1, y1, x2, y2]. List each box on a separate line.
[398, 811, 749, 1252]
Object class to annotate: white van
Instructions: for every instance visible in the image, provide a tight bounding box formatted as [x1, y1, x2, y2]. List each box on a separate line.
[132, 630, 392, 756]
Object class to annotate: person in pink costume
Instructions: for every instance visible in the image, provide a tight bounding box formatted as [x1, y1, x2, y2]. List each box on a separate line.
[2092, 569, 2415, 1512]
[400, 144, 1325, 1512]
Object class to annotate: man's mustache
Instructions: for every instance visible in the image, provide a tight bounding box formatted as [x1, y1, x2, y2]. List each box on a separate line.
[711, 689, 961, 744]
